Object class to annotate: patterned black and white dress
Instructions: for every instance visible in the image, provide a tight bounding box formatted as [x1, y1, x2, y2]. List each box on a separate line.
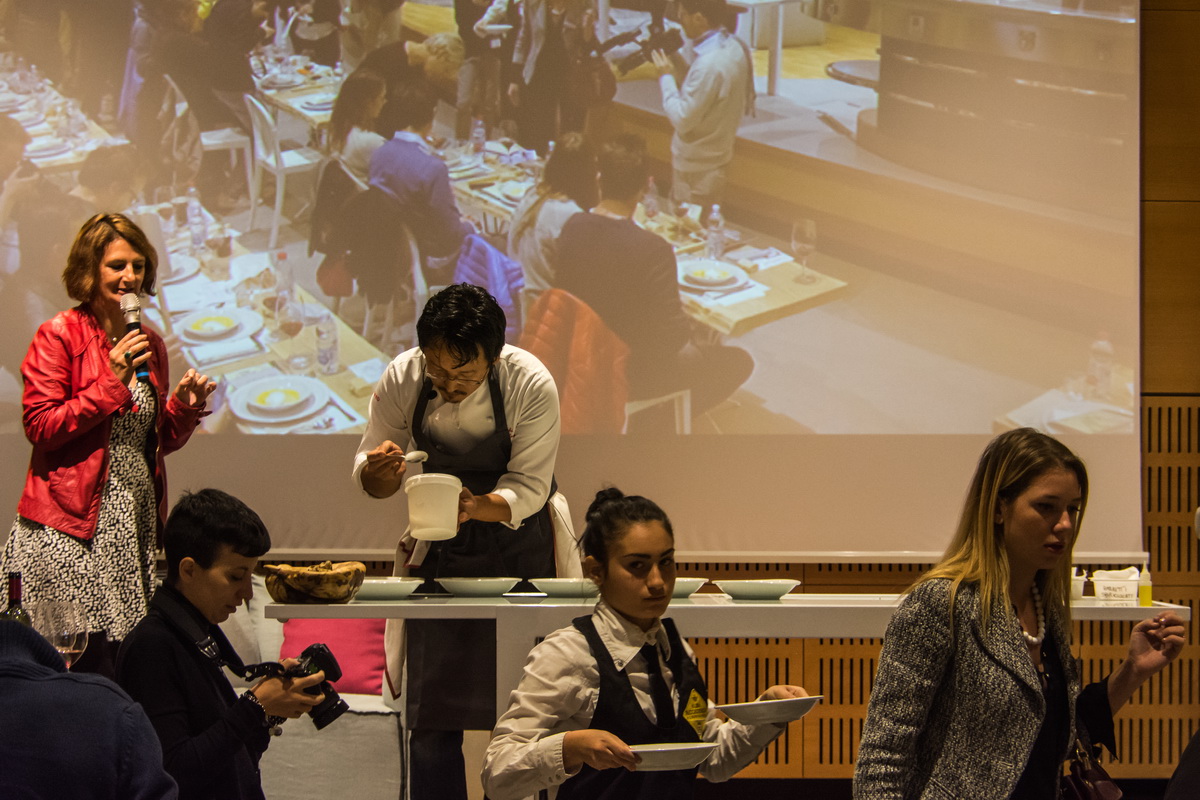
[2, 380, 159, 641]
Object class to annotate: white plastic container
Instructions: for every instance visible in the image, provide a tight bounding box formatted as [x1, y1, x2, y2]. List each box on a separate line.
[404, 473, 462, 541]
[1091, 567, 1139, 603]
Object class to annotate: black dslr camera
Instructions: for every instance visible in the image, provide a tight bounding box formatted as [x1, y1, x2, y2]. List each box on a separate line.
[614, 25, 685, 75]
[285, 643, 349, 730]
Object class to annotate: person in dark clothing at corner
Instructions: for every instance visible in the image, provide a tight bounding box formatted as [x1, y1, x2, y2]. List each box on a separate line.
[0, 618, 179, 799]
[553, 133, 754, 420]
[116, 489, 326, 800]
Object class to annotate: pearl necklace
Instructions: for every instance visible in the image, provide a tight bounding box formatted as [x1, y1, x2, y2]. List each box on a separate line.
[1019, 584, 1046, 647]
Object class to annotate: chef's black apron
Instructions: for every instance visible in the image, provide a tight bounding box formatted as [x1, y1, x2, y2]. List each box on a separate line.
[405, 370, 557, 730]
[558, 616, 707, 800]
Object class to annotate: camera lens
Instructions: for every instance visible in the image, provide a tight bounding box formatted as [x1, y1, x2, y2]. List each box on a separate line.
[308, 683, 349, 730]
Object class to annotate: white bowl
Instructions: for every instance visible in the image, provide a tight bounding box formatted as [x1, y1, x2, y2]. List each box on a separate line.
[716, 695, 822, 725]
[672, 577, 708, 598]
[532, 578, 599, 598]
[630, 742, 717, 772]
[438, 577, 520, 597]
[715, 579, 800, 600]
[355, 577, 423, 601]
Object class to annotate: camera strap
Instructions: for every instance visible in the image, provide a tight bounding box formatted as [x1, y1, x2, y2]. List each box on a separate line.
[152, 587, 276, 681]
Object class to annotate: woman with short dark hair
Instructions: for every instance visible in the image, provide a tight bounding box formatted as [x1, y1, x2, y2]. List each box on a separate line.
[1, 213, 216, 677]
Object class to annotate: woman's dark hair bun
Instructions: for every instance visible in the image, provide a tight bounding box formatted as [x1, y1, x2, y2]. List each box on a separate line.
[585, 487, 626, 522]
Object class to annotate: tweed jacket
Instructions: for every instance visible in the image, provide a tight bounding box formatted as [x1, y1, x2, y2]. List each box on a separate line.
[853, 579, 1080, 800]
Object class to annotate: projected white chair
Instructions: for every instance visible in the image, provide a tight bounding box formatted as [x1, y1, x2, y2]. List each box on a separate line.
[162, 74, 253, 195]
[625, 390, 691, 435]
[244, 94, 323, 249]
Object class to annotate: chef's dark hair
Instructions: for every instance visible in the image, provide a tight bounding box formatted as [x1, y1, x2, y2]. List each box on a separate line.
[580, 487, 674, 563]
[164, 489, 271, 585]
[417, 282, 507, 365]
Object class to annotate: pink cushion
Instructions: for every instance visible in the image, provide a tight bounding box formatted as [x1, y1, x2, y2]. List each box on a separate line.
[279, 618, 386, 696]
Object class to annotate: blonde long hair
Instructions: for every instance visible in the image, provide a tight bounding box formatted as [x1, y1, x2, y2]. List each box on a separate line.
[917, 427, 1088, 634]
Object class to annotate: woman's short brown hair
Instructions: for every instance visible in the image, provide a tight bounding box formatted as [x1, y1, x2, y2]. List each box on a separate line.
[62, 213, 159, 303]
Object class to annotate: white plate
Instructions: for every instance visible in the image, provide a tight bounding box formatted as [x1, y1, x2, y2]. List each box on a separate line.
[11, 109, 43, 127]
[179, 307, 263, 344]
[716, 695, 822, 725]
[229, 375, 330, 424]
[180, 311, 242, 340]
[160, 253, 201, 285]
[26, 139, 70, 159]
[671, 577, 707, 598]
[438, 577, 520, 597]
[630, 742, 717, 772]
[714, 579, 800, 600]
[678, 259, 746, 289]
[262, 74, 304, 90]
[531, 578, 599, 598]
[301, 97, 335, 111]
[356, 577, 424, 601]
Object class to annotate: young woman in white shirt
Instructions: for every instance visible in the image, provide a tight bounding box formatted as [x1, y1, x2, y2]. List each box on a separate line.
[482, 488, 808, 800]
[329, 69, 388, 182]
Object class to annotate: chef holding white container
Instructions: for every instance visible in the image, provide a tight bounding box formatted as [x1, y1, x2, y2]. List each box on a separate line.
[352, 283, 576, 800]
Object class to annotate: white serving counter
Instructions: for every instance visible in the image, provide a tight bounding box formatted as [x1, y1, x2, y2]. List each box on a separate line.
[266, 593, 1189, 715]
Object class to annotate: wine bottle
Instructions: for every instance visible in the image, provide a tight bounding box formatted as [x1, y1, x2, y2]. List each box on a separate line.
[1, 572, 32, 627]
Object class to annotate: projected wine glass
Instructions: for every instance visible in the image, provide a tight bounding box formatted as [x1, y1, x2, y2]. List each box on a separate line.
[29, 600, 89, 669]
[791, 218, 818, 285]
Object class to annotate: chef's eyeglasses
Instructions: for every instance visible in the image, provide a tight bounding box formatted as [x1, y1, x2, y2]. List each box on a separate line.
[425, 369, 487, 386]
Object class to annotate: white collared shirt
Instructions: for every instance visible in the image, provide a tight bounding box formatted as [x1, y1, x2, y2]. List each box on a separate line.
[482, 600, 786, 800]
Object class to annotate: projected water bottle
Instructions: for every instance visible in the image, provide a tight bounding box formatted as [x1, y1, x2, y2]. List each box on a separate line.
[186, 186, 207, 255]
[316, 312, 339, 375]
[705, 204, 726, 260]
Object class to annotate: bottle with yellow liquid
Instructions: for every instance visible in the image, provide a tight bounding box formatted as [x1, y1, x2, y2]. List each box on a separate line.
[1138, 562, 1153, 607]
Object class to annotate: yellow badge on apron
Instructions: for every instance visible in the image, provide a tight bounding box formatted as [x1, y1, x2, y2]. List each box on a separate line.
[684, 689, 707, 737]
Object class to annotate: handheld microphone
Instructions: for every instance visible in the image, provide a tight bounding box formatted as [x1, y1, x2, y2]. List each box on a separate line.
[119, 293, 151, 383]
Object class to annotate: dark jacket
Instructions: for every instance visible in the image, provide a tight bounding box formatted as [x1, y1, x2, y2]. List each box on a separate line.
[0, 620, 178, 799]
[17, 306, 205, 542]
[116, 586, 271, 800]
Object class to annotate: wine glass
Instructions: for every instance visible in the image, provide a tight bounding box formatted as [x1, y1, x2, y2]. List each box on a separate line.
[279, 299, 315, 373]
[791, 218, 817, 285]
[29, 600, 89, 669]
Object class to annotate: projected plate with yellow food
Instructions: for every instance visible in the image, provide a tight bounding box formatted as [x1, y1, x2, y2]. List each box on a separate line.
[678, 259, 747, 289]
[229, 376, 331, 424]
[179, 308, 263, 344]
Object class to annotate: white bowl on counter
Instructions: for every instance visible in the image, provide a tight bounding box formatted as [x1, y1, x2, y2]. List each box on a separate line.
[437, 577, 520, 597]
[714, 579, 801, 600]
[355, 577, 423, 600]
[671, 577, 708, 598]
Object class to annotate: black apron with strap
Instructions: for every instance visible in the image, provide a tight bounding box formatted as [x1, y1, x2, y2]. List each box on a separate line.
[558, 615, 707, 800]
[405, 369, 557, 730]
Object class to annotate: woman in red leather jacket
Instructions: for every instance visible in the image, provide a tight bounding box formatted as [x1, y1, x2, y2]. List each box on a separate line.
[1, 213, 216, 677]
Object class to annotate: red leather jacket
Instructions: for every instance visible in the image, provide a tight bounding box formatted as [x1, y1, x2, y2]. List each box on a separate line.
[17, 306, 205, 542]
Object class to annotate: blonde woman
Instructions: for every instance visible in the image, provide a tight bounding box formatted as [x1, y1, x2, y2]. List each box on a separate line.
[854, 428, 1187, 799]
